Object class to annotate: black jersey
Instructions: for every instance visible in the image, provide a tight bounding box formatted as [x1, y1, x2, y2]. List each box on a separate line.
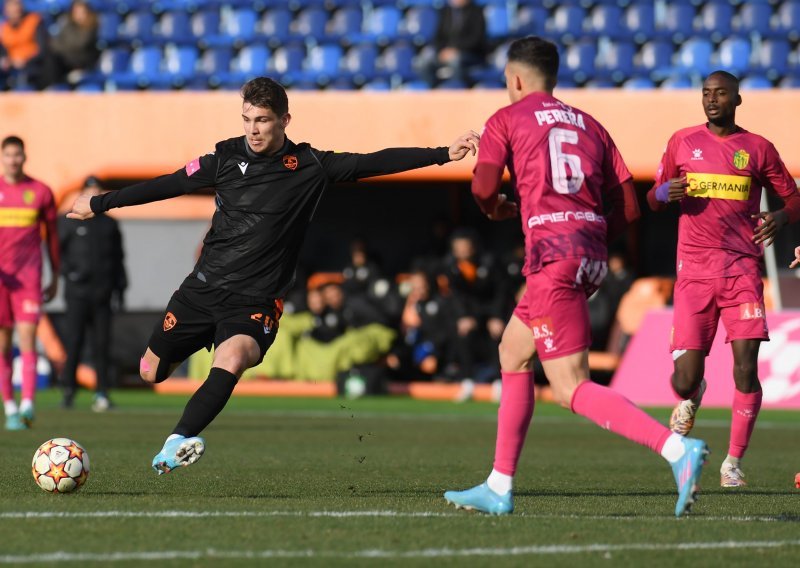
[91, 137, 451, 298]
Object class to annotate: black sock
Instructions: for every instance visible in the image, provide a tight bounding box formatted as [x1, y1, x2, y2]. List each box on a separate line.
[172, 368, 238, 437]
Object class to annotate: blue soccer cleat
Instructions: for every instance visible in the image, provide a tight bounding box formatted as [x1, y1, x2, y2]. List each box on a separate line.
[444, 482, 513, 515]
[4, 413, 28, 431]
[20, 407, 34, 427]
[671, 437, 709, 517]
[151, 435, 205, 475]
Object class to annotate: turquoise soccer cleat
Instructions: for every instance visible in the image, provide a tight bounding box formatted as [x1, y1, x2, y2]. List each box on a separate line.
[20, 407, 34, 427]
[671, 437, 710, 517]
[5, 413, 28, 431]
[444, 482, 513, 515]
[151, 436, 205, 475]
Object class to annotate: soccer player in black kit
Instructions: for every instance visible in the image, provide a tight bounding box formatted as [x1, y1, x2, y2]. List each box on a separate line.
[68, 77, 480, 474]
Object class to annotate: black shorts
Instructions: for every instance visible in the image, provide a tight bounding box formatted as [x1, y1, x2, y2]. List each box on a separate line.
[147, 276, 282, 367]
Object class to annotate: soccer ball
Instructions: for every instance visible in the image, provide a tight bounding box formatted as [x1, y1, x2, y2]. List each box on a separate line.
[31, 438, 90, 493]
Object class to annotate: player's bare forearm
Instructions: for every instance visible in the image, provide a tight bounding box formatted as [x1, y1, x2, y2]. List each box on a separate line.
[607, 179, 639, 242]
[472, 162, 510, 218]
[752, 209, 788, 246]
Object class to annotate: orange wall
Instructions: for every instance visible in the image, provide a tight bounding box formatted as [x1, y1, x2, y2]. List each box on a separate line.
[2, 90, 799, 206]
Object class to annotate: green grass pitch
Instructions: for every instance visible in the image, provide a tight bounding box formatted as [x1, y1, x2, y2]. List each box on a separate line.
[1, 388, 799, 567]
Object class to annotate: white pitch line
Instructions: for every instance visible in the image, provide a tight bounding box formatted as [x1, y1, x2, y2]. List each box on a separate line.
[2, 539, 800, 563]
[0, 510, 796, 523]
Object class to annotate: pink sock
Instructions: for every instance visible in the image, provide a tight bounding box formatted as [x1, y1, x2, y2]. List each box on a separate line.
[492, 371, 535, 476]
[21, 351, 37, 403]
[729, 389, 762, 459]
[0, 351, 12, 403]
[571, 380, 672, 454]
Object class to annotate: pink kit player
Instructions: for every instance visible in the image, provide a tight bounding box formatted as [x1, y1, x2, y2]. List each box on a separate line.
[0, 136, 60, 431]
[647, 71, 800, 488]
[443, 37, 709, 518]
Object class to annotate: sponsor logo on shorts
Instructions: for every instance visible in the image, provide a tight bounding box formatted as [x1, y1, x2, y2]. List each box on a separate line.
[543, 337, 556, 353]
[733, 149, 750, 170]
[21, 299, 40, 314]
[686, 172, 751, 200]
[163, 312, 177, 331]
[251, 312, 276, 334]
[283, 155, 298, 170]
[739, 302, 765, 321]
[531, 317, 556, 353]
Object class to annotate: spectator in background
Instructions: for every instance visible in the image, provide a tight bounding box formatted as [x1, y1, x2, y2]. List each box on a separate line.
[341, 238, 402, 328]
[58, 176, 127, 411]
[43, 0, 99, 87]
[419, 0, 487, 87]
[0, 0, 47, 89]
[0, 135, 59, 431]
[588, 250, 635, 350]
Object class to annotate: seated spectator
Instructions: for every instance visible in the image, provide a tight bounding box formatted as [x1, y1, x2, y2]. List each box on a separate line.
[44, 0, 99, 87]
[418, 0, 487, 87]
[0, 0, 47, 89]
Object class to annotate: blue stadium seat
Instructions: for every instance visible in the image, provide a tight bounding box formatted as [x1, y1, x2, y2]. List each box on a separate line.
[753, 39, 790, 80]
[191, 8, 220, 40]
[292, 7, 328, 40]
[697, 1, 733, 43]
[378, 42, 415, 81]
[546, 5, 585, 41]
[269, 44, 306, 82]
[624, 3, 654, 44]
[260, 9, 293, 46]
[154, 10, 193, 44]
[110, 46, 162, 89]
[438, 78, 468, 89]
[596, 41, 636, 83]
[674, 38, 712, 76]
[660, 73, 694, 89]
[303, 44, 343, 85]
[739, 75, 773, 89]
[715, 37, 751, 77]
[658, 3, 695, 43]
[622, 76, 656, 90]
[164, 45, 198, 76]
[363, 6, 401, 44]
[563, 40, 597, 83]
[636, 39, 672, 79]
[484, 5, 509, 40]
[98, 47, 130, 76]
[735, 3, 772, 36]
[401, 7, 438, 45]
[362, 78, 391, 91]
[118, 10, 155, 45]
[97, 12, 121, 46]
[583, 78, 615, 89]
[341, 43, 378, 84]
[587, 5, 624, 39]
[328, 77, 357, 91]
[515, 5, 548, 36]
[776, 1, 800, 41]
[199, 46, 233, 86]
[232, 45, 270, 76]
[222, 8, 257, 43]
[328, 7, 363, 42]
[778, 75, 800, 88]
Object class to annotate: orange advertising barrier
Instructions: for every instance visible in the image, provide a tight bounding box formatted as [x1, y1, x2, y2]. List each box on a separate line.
[2, 90, 799, 216]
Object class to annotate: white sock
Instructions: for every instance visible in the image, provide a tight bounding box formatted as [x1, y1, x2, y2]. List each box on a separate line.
[723, 454, 740, 469]
[4, 400, 18, 416]
[19, 399, 33, 413]
[166, 434, 183, 443]
[660, 433, 686, 463]
[486, 469, 513, 495]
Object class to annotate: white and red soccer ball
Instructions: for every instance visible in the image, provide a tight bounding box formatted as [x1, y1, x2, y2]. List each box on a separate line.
[32, 438, 90, 493]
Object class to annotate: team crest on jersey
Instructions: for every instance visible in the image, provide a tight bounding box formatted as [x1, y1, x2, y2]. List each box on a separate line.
[733, 149, 750, 170]
[22, 190, 35, 204]
[163, 312, 177, 331]
[283, 155, 298, 170]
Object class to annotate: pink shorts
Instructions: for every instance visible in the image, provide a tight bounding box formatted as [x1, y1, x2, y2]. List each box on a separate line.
[671, 273, 768, 353]
[0, 284, 42, 327]
[513, 258, 607, 361]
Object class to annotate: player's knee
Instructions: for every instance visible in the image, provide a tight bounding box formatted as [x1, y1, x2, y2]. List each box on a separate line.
[551, 383, 576, 409]
[671, 370, 700, 399]
[732, 361, 759, 390]
[498, 339, 527, 372]
[212, 352, 249, 376]
[140, 357, 157, 383]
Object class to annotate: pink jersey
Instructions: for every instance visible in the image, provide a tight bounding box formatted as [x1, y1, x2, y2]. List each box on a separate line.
[655, 125, 799, 279]
[0, 175, 56, 289]
[477, 92, 632, 275]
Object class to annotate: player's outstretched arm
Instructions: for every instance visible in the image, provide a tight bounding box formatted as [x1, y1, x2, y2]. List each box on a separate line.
[790, 246, 800, 269]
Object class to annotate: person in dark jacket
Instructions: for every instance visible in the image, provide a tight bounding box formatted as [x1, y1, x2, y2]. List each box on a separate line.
[419, 0, 487, 87]
[58, 176, 126, 411]
[43, 0, 99, 86]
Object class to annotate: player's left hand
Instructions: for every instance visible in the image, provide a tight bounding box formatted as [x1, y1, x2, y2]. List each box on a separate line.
[790, 246, 800, 269]
[449, 130, 480, 161]
[752, 210, 787, 246]
[42, 280, 57, 303]
[487, 193, 518, 221]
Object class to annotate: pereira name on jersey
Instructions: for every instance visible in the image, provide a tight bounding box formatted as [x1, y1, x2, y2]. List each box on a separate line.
[656, 125, 798, 279]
